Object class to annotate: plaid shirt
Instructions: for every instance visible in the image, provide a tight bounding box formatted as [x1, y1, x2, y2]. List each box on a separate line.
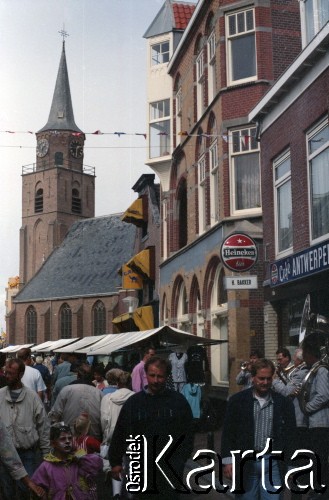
[253, 393, 273, 451]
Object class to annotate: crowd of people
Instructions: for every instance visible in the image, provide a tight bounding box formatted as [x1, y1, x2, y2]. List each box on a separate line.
[0, 346, 195, 499]
[0, 336, 328, 499]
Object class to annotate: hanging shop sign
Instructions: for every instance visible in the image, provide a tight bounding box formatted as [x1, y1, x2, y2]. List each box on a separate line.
[270, 238, 329, 287]
[220, 233, 258, 272]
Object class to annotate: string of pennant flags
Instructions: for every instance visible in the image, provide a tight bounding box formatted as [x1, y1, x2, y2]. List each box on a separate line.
[0, 129, 254, 145]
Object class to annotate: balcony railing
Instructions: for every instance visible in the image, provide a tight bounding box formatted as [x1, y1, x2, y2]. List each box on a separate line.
[22, 161, 95, 176]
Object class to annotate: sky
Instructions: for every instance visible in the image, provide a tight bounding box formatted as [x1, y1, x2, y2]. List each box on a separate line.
[0, 0, 197, 332]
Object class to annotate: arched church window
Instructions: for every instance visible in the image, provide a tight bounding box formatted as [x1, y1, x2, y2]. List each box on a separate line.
[26, 306, 37, 343]
[35, 189, 43, 213]
[55, 152, 64, 165]
[93, 300, 106, 335]
[72, 188, 82, 214]
[60, 303, 72, 338]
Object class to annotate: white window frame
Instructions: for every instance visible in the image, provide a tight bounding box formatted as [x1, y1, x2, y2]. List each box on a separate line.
[198, 154, 206, 234]
[210, 266, 228, 386]
[177, 283, 189, 331]
[149, 99, 170, 158]
[226, 8, 257, 86]
[176, 87, 182, 146]
[210, 140, 219, 226]
[207, 30, 216, 103]
[151, 40, 170, 65]
[307, 117, 329, 243]
[229, 126, 261, 216]
[196, 50, 205, 120]
[300, 0, 329, 47]
[274, 150, 293, 257]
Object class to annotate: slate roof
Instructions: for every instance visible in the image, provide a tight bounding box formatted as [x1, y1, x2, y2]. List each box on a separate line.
[143, 0, 195, 38]
[38, 42, 83, 133]
[15, 214, 136, 302]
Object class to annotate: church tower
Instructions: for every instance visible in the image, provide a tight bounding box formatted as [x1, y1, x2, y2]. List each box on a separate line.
[20, 40, 95, 285]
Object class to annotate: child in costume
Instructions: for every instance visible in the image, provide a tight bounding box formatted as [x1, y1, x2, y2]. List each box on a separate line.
[31, 422, 102, 499]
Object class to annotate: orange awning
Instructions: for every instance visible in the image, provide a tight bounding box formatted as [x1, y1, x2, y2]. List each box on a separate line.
[126, 247, 154, 280]
[112, 305, 154, 332]
[121, 197, 146, 226]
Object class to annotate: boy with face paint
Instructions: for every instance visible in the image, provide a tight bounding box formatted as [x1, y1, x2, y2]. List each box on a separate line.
[31, 423, 103, 499]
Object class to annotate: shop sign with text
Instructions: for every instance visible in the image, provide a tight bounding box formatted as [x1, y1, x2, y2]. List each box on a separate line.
[270, 238, 329, 287]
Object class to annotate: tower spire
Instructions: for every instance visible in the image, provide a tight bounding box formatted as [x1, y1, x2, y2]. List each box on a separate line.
[38, 36, 82, 133]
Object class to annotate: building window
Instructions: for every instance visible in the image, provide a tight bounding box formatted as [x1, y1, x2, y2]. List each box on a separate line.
[210, 140, 219, 226]
[302, 0, 329, 45]
[198, 155, 206, 234]
[151, 41, 169, 65]
[26, 306, 37, 344]
[93, 300, 106, 335]
[55, 152, 64, 165]
[149, 99, 170, 158]
[210, 267, 228, 385]
[229, 126, 261, 214]
[60, 303, 72, 338]
[35, 188, 43, 213]
[175, 85, 182, 146]
[274, 151, 293, 255]
[177, 178, 187, 249]
[226, 8, 256, 85]
[207, 30, 216, 102]
[308, 118, 329, 241]
[72, 188, 82, 214]
[177, 282, 189, 331]
[196, 44, 205, 120]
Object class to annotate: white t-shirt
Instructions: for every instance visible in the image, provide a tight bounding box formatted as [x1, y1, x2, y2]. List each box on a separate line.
[22, 365, 46, 393]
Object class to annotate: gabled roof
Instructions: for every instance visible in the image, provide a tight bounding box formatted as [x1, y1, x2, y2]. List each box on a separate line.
[38, 42, 82, 133]
[143, 0, 196, 38]
[14, 214, 136, 302]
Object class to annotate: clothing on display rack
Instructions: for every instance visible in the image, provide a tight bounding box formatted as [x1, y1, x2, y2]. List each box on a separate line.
[185, 345, 209, 384]
[168, 351, 187, 392]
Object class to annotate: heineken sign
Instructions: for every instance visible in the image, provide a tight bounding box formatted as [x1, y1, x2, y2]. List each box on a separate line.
[221, 233, 258, 272]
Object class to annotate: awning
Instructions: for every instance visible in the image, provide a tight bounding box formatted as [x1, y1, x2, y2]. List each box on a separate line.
[33, 338, 80, 353]
[54, 335, 107, 353]
[121, 197, 146, 227]
[126, 247, 154, 280]
[31, 341, 54, 353]
[0, 343, 34, 353]
[112, 305, 154, 332]
[75, 325, 227, 356]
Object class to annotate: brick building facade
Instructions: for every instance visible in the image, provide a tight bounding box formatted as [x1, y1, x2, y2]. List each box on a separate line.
[250, 21, 329, 356]
[145, 0, 301, 395]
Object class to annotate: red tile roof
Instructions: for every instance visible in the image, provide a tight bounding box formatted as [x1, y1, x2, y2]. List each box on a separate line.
[172, 3, 196, 30]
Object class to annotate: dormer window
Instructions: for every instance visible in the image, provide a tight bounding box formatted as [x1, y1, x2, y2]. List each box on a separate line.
[151, 41, 170, 65]
[303, 0, 329, 45]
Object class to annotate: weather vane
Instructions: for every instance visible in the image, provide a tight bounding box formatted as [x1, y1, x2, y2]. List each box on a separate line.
[58, 27, 69, 42]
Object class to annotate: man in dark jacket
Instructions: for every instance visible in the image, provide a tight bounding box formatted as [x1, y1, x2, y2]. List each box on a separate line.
[110, 356, 193, 499]
[221, 358, 296, 499]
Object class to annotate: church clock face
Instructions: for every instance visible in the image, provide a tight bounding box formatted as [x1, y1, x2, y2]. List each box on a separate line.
[36, 138, 49, 158]
[69, 140, 83, 158]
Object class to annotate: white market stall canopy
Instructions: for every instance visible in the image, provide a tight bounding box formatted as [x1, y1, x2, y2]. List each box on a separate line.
[0, 343, 34, 353]
[54, 335, 107, 353]
[74, 326, 226, 356]
[32, 338, 79, 353]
